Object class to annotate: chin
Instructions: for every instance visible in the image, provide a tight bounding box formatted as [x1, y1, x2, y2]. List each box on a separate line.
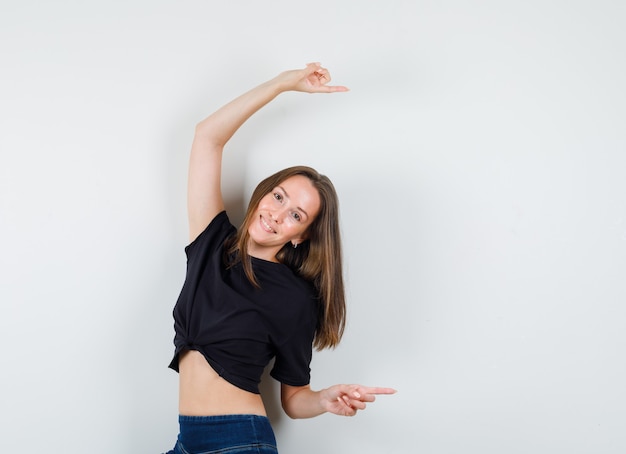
[248, 226, 274, 247]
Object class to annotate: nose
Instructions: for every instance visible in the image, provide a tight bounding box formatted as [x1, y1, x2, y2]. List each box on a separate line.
[271, 208, 286, 224]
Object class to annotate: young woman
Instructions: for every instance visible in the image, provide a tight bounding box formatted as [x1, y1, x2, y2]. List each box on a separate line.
[165, 63, 396, 454]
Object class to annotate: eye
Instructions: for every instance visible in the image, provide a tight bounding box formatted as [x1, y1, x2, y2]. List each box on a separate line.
[292, 212, 302, 222]
[273, 192, 283, 202]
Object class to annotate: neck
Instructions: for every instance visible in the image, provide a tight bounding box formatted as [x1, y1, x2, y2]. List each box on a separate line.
[246, 239, 281, 263]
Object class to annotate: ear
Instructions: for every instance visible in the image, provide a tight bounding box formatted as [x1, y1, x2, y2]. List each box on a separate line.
[291, 234, 308, 248]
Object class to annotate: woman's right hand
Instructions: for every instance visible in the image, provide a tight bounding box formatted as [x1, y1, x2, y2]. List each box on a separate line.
[274, 62, 349, 94]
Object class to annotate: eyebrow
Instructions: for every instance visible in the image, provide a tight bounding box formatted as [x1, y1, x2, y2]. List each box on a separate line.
[278, 185, 309, 219]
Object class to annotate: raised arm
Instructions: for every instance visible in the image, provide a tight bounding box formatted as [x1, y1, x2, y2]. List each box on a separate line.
[187, 63, 348, 242]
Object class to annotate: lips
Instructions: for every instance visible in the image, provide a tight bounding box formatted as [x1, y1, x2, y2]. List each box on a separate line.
[260, 215, 276, 234]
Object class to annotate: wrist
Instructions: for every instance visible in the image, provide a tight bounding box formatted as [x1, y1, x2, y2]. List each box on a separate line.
[266, 73, 291, 95]
[318, 387, 332, 413]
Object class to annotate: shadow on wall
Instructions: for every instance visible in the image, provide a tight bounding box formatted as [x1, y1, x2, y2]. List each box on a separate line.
[259, 361, 286, 429]
[224, 195, 246, 231]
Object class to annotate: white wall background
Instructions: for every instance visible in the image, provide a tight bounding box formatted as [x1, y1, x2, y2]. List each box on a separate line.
[1, 1, 625, 452]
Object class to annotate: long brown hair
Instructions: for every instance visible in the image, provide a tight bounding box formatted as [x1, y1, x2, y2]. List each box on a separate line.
[226, 166, 345, 350]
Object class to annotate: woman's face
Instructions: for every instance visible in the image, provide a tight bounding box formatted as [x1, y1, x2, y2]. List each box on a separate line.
[247, 175, 321, 262]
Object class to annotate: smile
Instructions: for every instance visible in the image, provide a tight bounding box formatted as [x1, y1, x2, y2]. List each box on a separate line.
[260, 215, 276, 233]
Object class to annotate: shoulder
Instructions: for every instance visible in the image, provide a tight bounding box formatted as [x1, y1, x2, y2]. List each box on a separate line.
[185, 210, 236, 257]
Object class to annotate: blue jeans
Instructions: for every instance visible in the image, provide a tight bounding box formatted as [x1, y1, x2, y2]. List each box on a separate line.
[164, 414, 278, 454]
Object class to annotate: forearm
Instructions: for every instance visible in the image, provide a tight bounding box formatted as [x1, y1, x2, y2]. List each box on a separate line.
[195, 76, 287, 148]
[282, 383, 397, 419]
[193, 63, 347, 148]
[282, 386, 327, 419]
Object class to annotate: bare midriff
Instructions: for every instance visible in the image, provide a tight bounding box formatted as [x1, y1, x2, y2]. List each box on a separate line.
[178, 350, 267, 417]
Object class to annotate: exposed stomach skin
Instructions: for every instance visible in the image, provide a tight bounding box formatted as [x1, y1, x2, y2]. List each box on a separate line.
[178, 350, 267, 417]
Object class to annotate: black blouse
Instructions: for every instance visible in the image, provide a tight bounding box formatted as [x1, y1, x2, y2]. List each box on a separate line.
[169, 211, 319, 394]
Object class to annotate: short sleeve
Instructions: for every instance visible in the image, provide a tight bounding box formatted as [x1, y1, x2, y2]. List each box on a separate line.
[184, 211, 234, 259]
[270, 315, 316, 387]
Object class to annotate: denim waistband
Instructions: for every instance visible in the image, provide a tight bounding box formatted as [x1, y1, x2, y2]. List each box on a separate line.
[174, 413, 277, 454]
[179, 414, 270, 424]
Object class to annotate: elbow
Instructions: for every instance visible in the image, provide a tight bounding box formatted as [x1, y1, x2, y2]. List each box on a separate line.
[194, 118, 224, 148]
[194, 119, 211, 135]
[281, 400, 299, 420]
[280, 384, 319, 419]
[283, 409, 306, 420]
[281, 398, 319, 420]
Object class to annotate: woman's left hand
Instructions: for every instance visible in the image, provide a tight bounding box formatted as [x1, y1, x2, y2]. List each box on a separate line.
[320, 384, 397, 417]
[273, 62, 349, 94]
